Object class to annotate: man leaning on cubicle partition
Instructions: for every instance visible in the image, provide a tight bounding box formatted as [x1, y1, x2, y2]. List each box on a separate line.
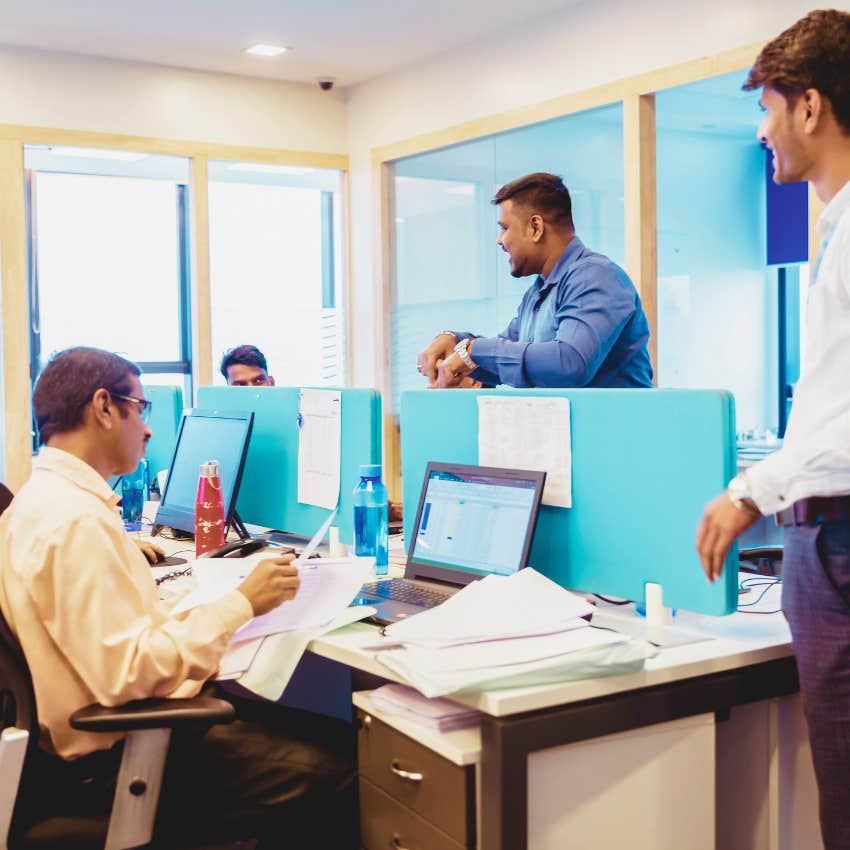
[221, 343, 276, 386]
[696, 11, 850, 850]
[0, 346, 356, 848]
[416, 172, 654, 389]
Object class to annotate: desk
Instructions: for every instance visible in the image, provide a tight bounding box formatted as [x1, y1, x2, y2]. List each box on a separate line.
[309, 592, 820, 850]
[138, 525, 819, 850]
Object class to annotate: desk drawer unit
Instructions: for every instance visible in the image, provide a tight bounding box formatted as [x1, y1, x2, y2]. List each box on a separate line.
[360, 778, 466, 850]
[357, 710, 475, 848]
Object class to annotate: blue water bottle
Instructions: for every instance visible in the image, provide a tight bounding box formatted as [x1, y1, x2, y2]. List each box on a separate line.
[122, 458, 149, 525]
[353, 464, 388, 575]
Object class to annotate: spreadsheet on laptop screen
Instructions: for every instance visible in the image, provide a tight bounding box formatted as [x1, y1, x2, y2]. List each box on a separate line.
[411, 471, 538, 577]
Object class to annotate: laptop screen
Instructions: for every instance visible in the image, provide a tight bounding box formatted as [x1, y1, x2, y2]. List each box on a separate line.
[410, 465, 544, 579]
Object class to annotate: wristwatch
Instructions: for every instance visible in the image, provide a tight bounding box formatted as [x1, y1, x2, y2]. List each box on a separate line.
[727, 473, 761, 516]
[454, 338, 477, 371]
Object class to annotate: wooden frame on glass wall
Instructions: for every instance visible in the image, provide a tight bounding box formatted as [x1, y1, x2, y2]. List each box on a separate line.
[623, 92, 658, 380]
[0, 140, 31, 490]
[0, 124, 349, 483]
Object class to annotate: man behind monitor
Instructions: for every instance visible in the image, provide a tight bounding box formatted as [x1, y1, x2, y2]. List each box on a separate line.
[0, 346, 355, 848]
[221, 343, 276, 386]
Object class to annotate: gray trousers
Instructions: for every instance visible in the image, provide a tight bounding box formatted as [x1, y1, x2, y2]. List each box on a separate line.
[783, 521, 850, 850]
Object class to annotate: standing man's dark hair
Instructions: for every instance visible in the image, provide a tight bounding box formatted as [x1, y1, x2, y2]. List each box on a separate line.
[491, 172, 574, 229]
[698, 11, 850, 850]
[34, 347, 140, 445]
[220, 345, 275, 387]
[743, 9, 850, 132]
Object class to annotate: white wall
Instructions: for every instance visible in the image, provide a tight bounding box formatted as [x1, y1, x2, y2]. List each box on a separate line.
[0, 45, 347, 151]
[346, 0, 842, 389]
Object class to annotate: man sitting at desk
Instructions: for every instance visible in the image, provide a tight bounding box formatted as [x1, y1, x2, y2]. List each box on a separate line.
[417, 172, 653, 389]
[0, 346, 355, 848]
[221, 343, 276, 386]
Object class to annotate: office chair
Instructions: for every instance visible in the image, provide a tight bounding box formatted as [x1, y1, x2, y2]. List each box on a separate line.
[0, 583, 236, 850]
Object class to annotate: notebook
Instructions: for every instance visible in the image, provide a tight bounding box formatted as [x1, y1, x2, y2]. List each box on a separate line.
[353, 462, 546, 626]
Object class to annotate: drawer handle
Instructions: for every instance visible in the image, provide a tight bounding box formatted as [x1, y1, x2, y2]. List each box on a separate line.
[390, 759, 423, 783]
[391, 833, 415, 850]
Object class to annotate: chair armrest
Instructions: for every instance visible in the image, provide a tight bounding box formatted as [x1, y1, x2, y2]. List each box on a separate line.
[69, 695, 235, 733]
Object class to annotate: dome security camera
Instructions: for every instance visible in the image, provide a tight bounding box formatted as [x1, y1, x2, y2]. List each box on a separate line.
[317, 77, 335, 91]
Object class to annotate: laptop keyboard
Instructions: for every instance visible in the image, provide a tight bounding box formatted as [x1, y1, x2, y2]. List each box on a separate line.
[362, 579, 452, 608]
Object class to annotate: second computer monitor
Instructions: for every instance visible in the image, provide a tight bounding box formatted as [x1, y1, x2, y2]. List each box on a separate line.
[154, 408, 254, 537]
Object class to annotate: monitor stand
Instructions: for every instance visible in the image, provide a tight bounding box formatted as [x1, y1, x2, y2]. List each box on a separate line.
[230, 510, 250, 540]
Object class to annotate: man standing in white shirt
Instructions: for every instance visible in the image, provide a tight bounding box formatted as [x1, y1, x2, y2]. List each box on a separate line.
[696, 11, 850, 849]
[0, 346, 355, 848]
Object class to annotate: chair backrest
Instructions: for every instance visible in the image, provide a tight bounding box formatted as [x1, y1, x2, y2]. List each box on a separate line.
[0, 483, 12, 519]
[0, 601, 37, 745]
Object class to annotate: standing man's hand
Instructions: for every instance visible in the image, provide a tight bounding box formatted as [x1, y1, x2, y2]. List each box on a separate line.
[417, 333, 457, 385]
[696, 494, 760, 582]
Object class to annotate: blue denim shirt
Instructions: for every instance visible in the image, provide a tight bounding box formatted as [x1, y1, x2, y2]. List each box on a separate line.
[461, 237, 653, 388]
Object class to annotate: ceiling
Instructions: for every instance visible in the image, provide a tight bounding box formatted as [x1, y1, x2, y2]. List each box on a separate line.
[0, 0, 585, 88]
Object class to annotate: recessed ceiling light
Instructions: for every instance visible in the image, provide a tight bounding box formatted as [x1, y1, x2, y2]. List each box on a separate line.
[228, 163, 312, 176]
[245, 44, 290, 57]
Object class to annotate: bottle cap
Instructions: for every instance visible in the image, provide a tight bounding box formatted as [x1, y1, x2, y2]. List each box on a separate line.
[199, 460, 220, 478]
[359, 464, 382, 478]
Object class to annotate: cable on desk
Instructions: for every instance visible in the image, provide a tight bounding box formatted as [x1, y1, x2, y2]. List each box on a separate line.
[737, 575, 782, 614]
[593, 594, 630, 606]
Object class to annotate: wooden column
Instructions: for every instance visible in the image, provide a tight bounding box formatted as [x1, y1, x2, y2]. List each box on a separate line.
[0, 140, 32, 490]
[623, 93, 658, 382]
[189, 156, 212, 396]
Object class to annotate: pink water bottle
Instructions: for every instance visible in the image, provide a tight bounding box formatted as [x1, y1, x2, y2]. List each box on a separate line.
[195, 460, 225, 556]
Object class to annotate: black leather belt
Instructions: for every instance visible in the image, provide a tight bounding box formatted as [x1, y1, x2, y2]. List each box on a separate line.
[776, 496, 850, 527]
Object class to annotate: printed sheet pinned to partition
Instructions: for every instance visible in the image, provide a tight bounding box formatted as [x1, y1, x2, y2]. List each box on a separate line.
[297, 388, 341, 509]
[477, 395, 572, 507]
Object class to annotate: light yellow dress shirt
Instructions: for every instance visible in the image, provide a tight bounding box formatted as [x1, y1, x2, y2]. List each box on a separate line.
[0, 447, 253, 759]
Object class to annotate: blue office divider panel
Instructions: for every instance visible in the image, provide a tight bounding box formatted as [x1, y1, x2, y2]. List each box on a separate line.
[145, 386, 184, 478]
[197, 386, 381, 544]
[401, 388, 737, 616]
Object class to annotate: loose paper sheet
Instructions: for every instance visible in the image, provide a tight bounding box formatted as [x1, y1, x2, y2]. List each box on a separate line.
[297, 388, 341, 509]
[477, 395, 572, 507]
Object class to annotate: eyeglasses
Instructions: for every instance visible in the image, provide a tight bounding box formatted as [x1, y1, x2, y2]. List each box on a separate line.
[109, 392, 152, 423]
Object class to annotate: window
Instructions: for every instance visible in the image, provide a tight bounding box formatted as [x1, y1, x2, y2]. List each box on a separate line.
[25, 146, 192, 411]
[208, 162, 346, 387]
[390, 103, 624, 410]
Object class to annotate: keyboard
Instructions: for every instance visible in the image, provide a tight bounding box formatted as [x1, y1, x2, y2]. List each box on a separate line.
[361, 579, 452, 608]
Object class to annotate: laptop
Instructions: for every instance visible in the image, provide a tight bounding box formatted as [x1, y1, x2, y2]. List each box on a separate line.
[354, 462, 546, 626]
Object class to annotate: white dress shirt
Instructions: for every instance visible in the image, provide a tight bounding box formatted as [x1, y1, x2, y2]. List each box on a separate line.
[748, 179, 850, 515]
[0, 447, 253, 759]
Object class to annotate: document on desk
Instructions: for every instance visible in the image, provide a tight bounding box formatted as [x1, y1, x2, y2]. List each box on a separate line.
[383, 568, 594, 648]
[169, 552, 373, 644]
[297, 388, 341, 509]
[477, 395, 572, 507]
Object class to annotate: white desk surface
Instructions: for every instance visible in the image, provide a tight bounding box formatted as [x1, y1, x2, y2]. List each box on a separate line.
[312, 582, 791, 718]
[136, 522, 790, 722]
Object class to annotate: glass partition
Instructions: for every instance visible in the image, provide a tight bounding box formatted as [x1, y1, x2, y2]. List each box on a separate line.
[391, 103, 624, 410]
[656, 70, 807, 438]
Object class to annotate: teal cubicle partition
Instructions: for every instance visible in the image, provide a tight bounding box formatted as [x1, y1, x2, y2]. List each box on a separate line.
[401, 388, 738, 616]
[145, 386, 184, 478]
[197, 386, 381, 545]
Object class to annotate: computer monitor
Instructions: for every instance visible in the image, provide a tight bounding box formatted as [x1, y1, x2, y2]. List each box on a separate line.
[153, 408, 254, 538]
[406, 462, 546, 586]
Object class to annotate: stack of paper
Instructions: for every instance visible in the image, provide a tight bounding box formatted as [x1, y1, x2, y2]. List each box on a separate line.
[371, 569, 655, 697]
[369, 684, 482, 732]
